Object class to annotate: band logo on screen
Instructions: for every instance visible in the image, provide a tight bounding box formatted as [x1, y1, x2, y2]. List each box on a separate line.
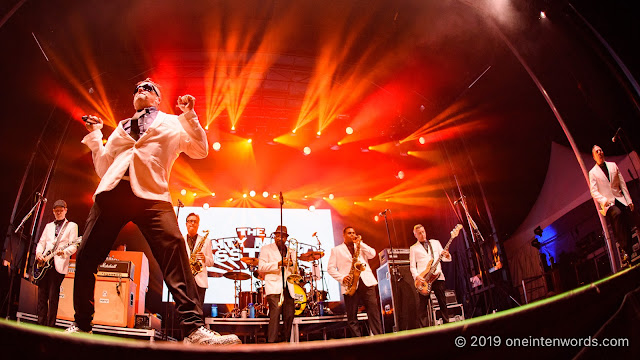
[210, 227, 268, 274]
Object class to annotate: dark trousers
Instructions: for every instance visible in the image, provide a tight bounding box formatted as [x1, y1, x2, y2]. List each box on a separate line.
[343, 279, 383, 336]
[266, 290, 294, 342]
[417, 279, 449, 327]
[37, 269, 65, 327]
[606, 201, 634, 258]
[196, 286, 206, 312]
[74, 181, 203, 334]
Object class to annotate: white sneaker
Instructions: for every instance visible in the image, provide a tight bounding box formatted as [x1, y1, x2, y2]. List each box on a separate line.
[64, 325, 92, 334]
[184, 326, 241, 345]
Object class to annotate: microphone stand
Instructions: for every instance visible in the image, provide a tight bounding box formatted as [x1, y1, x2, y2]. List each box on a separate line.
[381, 210, 400, 333]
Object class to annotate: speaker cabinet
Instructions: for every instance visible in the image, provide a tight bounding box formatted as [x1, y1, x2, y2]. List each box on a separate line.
[57, 276, 137, 328]
[377, 263, 420, 333]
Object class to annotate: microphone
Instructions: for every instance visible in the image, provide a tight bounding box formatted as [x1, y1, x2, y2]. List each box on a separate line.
[82, 115, 98, 125]
[312, 232, 317, 237]
[378, 209, 389, 216]
[279, 192, 284, 206]
[453, 196, 465, 205]
[36, 192, 47, 203]
[177, 199, 184, 208]
[612, 127, 621, 142]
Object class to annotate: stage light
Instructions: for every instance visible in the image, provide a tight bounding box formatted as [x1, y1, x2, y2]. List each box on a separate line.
[249, 190, 256, 197]
[229, 198, 234, 201]
[231, 126, 236, 131]
[272, 194, 277, 199]
[397, 171, 405, 180]
[316, 131, 321, 136]
[213, 142, 221, 151]
[205, 125, 209, 130]
[303, 146, 311, 155]
[337, 141, 342, 146]
[329, 194, 334, 200]
[180, 189, 187, 196]
[243, 193, 248, 198]
[419, 137, 426, 145]
[308, 205, 316, 212]
[374, 215, 379, 222]
[192, 192, 197, 197]
[368, 146, 373, 150]
[262, 191, 269, 198]
[203, 203, 210, 209]
[292, 129, 297, 134]
[353, 201, 357, 205]
[211, 192, 216, 197]
[540, 11, 547, 19]
[369, 198, 372, 201]
[346, 126, 353, 135]
[247, 138, 252, 144]
[385, 199, 389, 202]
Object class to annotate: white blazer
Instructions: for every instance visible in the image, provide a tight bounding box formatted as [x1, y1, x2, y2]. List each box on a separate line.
[589, 161, 632, 215]
[35, 220, 79, 275]
[409, 240, 450, 282]
[184, 234, 214, 289]
[327, 242, 378, 294]
[82, 110, 208, 202]
[258, 242, 297, 297]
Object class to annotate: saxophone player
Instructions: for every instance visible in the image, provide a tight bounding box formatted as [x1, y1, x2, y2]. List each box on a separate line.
[327, 226, 382, 336]
[184, 213, 214, 309]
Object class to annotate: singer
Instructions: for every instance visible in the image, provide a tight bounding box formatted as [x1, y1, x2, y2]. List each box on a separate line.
[70, 79, 240, 345]
[589, 145, 636, 267]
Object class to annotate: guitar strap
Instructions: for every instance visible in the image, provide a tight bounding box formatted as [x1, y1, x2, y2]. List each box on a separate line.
[422, 240, 434, 260]
[49, 219, 69, 256]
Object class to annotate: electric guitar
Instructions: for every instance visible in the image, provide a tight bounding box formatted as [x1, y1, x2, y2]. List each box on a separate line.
[32, 236, 82, 285]
[415, 224, 462, 296]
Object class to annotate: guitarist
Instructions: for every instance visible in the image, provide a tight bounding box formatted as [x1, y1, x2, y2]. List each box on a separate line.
[183, 213, 214, 310]
[589, 145, 635, 267]
[34, 200, 79, 327]
[409, 224, 451, 326]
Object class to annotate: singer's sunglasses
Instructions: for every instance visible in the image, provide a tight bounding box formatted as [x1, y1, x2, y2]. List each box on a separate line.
[134, 83, 159, 97]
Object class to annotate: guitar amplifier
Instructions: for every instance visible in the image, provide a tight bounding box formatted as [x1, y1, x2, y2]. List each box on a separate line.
[378, 248, 410, 265]
[96, 260, 135, 280]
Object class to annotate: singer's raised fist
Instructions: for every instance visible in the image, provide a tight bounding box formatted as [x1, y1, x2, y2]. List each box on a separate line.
[177, 94, 195, 113]
[83, 115, 103, 132]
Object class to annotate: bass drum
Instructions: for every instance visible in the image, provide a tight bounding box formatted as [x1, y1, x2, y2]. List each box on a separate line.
[293, 283, 307, 315]
[264, 284, 308, 316]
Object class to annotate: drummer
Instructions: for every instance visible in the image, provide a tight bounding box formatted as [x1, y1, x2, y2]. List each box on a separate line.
[258, 225, 296, 343]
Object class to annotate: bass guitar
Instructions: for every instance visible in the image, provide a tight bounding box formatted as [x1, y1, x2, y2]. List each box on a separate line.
[415, 224, 462, 296]
[32, 236, 82, 285]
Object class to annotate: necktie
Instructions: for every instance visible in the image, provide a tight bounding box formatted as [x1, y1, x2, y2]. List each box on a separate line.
[130, 118, 140, 140]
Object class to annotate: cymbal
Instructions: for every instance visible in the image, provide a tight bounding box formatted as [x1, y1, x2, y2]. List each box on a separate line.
[207, 271, 225, 278]
[223, 271, 251, 281]
[241, 257, 259, 266]
[299, 251, 324, 262]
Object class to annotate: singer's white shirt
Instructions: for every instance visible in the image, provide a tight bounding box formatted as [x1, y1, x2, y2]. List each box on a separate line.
[82, 110, 208, 202]
[589, 161, 632, 213]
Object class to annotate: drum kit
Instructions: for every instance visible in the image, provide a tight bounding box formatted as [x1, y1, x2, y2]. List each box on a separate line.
[222, 245, 331, 318]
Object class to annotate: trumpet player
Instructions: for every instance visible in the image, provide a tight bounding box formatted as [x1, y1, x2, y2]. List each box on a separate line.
[258, 225, 297, 343]
[183, 213, 214, 309]
[327, 226, 382, 336]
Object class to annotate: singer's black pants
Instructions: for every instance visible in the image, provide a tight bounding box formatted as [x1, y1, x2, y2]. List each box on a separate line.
[37, 268, 65, 327]
[417, 279, 449, 327]
[74, 181, 203, 335]
[606, 200, 635, 260]
[343, 279, 383, 336]
[266, 289, 294, 342]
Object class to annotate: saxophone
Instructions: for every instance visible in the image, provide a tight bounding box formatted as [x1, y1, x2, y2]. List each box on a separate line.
[190, 230, 210, 276]
[344, 236, 366, 296]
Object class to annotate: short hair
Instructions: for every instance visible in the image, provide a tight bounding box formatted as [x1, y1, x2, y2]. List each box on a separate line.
[186, 213, 200, 221]
[136, 78, 162, 102]
[343, 226, 355, 234]
[413, 224, 424, 231]
[591, 145, 601, 152]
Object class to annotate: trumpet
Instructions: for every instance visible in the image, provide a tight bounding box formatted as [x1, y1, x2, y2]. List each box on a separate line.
[279, 237, 302, 307]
